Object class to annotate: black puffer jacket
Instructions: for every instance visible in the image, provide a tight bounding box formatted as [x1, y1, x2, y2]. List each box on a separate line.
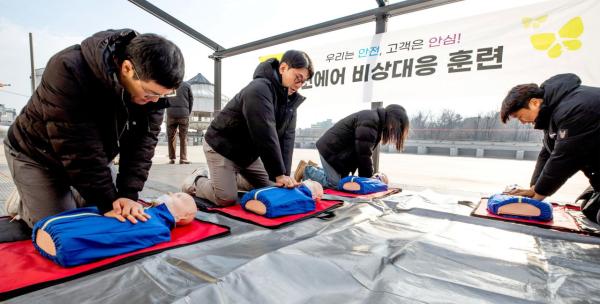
[166, 82, 193, 118]
[316, 108, 386, 177]
[205, 58, 305, 179]
[530, 73, 600, 196]
[7, 29, 167, 213]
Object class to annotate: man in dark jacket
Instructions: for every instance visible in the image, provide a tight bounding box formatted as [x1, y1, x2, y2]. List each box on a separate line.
[185, 50, 313, 206]
[166, 82, 194, 164]
[4, 29, 185, 227]
[500, 73, 600, 223]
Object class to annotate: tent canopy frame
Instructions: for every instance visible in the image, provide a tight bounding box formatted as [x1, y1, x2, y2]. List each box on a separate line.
[127, 0, 463, 171]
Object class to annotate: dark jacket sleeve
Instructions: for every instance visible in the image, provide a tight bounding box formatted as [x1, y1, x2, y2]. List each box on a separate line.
[534, 111, 597, 196]
[116, 106, 164, 204]
[242, 81, 286, 177]
[354, 121, 378, 177]
[281, 111, 297, 175]
[43, 52, 118, 213]
[530, 146, 550, 187]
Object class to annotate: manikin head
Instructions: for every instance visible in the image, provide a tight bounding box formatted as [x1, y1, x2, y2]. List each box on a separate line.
[302, 179, 323, 199]
[372, 172, 389, 184]
[158, 192, 196, 226]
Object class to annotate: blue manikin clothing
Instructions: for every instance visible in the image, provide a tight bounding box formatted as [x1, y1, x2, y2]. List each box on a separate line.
[487, 194, 553, 221]
[32, 204, 175, 267]
[240, 185, 316, 218]
[337, 176, 388, 194]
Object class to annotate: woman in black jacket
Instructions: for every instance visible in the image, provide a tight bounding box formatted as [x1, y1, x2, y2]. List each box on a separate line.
[300, 104, 409, 188]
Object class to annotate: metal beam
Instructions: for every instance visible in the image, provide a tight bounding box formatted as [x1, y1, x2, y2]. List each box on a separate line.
[371, 101, 383, 173]
[213, 58, 222, 117]
[128, 0, 224, 51]
[29, 32, 35, 93]
[212, 0, 461, 58]
[373, 1, 387, 172]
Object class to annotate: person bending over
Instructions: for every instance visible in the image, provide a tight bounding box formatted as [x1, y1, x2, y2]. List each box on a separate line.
[298, 104, 409, 189]
[183, 50, 314, 206]
[500, 74, 600, 223]
[5, 29, 185, 227]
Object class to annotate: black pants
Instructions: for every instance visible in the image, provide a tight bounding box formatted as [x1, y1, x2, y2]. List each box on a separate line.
[580, 186, 600, 223]
[4, 140, 116, 228]
[167, 116, 189, 161]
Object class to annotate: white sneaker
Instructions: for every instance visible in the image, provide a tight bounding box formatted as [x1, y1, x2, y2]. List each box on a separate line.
[4, 188, 21, 220]
[181, 165, 209, 195]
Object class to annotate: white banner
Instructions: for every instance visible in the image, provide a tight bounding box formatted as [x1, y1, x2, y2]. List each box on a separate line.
[299, 0, 600, 118]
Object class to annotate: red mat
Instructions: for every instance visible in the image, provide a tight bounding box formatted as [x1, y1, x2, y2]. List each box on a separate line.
[0, 219, 230, 300]
[471, 198, 587, 234]
[198, 199, 343, 229]
[324, 188, 401, 199]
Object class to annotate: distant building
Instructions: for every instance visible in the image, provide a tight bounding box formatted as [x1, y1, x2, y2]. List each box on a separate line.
[34, 68, 45, 89]
[294, 119, 334, 148]
[0, 104, 17, 125]
[188, 73, 229, 117]
[310, 119, 333, 129]
[185, 73, 230, 134]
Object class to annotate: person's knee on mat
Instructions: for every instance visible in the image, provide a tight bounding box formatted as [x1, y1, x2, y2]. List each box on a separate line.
[213, 188, 238, 207]
[214, 197, 237, 207]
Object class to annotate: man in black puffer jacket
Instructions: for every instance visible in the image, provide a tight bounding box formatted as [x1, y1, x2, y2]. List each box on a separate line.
[187, 50, 313, 206]
[500, 73, 600, 223]
[4, 29, 184, 227]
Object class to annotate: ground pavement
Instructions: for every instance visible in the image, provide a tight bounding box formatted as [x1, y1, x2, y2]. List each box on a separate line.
[0, 143, 588, 214]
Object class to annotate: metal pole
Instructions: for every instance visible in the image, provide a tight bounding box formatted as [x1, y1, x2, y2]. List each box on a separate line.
[372, 2, 388, 174]
[29, 32, 35, 93]
[213, 57, 222, 117]
[375, 11, 388, 33]
[371, 101, 383, 173]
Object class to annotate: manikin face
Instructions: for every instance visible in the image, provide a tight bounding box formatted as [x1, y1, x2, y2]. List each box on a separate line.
[511, 98, 543, 125]
[119, 59, 176, 105]
[279, 62, 310, 96]
[302, 179, 323, 199]
[372, 172, 389, 184]
[161, 192, 197, 226]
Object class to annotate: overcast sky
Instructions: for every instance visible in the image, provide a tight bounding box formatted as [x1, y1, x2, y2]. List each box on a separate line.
[0, 0, 547, 128]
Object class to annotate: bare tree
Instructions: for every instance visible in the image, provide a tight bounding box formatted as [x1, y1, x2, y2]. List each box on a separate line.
[407, 109, 542, 142]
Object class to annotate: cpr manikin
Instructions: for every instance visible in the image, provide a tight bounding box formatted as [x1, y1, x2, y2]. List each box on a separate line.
[339, 173, 389, 194]
[33, 193, 196, 267]
[487, 193, 553, 221]
[242, 180, 323, 218]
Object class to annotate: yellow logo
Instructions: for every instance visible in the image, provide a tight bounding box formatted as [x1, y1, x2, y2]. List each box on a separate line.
[522, 15, 547, 28]
[528, 16, 584, 58]
[259, 53, 284, 62]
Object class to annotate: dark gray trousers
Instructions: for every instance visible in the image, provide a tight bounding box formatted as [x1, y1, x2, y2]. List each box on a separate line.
[4, 140, 115, 228]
